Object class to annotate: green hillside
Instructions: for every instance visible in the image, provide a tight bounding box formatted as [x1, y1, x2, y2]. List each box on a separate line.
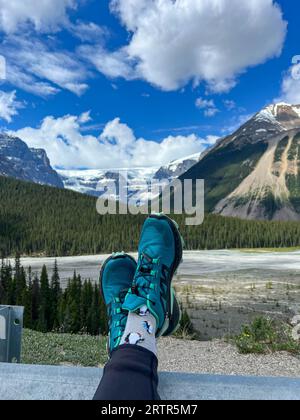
[286, 132, 300, 213]
[180, 141, 268, 211]
[1, 175, 300, 256]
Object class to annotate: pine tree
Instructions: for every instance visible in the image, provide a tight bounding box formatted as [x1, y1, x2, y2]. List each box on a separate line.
[65, 272, 82, 333]
[88, 284, 101, 336]
[0, 259, 11, 304]
[14, 254, 21, 279]
[31, 275, 40, 329]
[2, 175, 300, 256]
[0, 257, 110, 337]
[38, 265, 51, 332]
[50, 260, 61, 331]
[23, 278, 33, 329]
[99, 286, 108, 335]
[15, 267, 27, 306]
[57, 290, 66, 332]
[80, 280, 94, 333]
[7, 274, 16, 306]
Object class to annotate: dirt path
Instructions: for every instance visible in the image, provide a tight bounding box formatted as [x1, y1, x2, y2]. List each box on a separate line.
[158, 337, 300, 378]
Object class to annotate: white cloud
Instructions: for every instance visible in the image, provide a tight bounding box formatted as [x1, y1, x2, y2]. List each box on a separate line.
[0, 0, 76, 34]
[88, 0, 287, 92]
[0, 55, 6, 80]
[195, 98, 215, 109]
[196, 97, 219, 117]
[204, 108, 219, 118]
[278, 63, 300, 104]
[0, 3, 102, 97]
[79, 45, 135, 80]
[2, 36, 89, 96]
[13, 113, 217, 169]
[224, 100, 236, 111]
[204, 135, 219, 146]
[7, 64, 60, 97]
[69, 21, 107, 42]
[0, 90, 22, 122]
[78, 111, 92, 124]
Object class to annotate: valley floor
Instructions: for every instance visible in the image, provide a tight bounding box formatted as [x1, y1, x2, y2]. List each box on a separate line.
[15, 250, 300, 339]
[12, 249, 300, 285]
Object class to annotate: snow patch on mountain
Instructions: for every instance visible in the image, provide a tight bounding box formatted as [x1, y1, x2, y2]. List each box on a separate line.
[59, 153, 202, 203]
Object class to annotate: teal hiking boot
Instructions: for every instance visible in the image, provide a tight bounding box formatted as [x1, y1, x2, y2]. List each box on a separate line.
[122, 214, 183, 337]
[100, 252, 137, 354]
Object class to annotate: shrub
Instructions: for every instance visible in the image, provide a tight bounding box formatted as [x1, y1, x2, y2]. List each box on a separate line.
[235, 316, 300, 355]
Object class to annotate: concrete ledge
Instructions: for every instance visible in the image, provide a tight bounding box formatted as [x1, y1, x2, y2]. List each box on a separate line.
[0, 363, 300, 400]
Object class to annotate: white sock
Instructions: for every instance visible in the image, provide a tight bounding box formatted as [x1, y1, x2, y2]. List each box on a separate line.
[120, 305, 157, 356]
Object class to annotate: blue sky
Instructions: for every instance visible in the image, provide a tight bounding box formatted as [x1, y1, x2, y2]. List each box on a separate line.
[0, 0, 299, 170]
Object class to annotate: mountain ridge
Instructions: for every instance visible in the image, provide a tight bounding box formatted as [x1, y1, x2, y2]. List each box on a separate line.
[0, 134, 63, 188]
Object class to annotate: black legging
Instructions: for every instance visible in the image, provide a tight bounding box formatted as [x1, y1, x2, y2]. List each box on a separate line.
[93, 345, 160, 400]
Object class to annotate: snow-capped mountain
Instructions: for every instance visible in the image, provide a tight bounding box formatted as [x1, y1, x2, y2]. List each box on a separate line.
[180, 103, 300, 221]
[0, 134, 63, 188]
[255, 103, 300, 129]
[154, 153, 202, 180]
[59, 153, 202, 203]
[59, 167, 159, 199]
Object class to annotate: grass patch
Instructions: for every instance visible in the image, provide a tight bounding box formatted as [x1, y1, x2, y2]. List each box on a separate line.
[234, 317, 300, 355]
[21, 329, 108, 367]
[174, 308, 198, 340]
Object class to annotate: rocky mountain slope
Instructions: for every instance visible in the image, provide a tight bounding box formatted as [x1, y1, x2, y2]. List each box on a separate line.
[0, 134, 63, 188]
[180, 103, 300, 221]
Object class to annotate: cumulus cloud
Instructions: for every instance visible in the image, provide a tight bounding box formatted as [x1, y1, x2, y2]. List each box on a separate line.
[13, 113, 217, 169]
[195, 97, 219, 117]
[0, 0, 76, 34]
[2, 36, 89, 96]
[84, 0, 287, 92]
[278, 61, 300, 104]
[0, 90, 22, 122]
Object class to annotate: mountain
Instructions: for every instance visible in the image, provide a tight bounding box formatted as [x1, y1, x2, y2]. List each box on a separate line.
[0, 134, 63, 188]
[58, 153, 201, 203]
[180, 103, 300, 221]
[153, 153, 202, 180]
[58, 167, 159, 200]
